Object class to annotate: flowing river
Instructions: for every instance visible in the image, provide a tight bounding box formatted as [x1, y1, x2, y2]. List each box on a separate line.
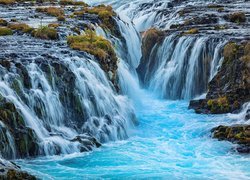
[16, 91, 250, 179]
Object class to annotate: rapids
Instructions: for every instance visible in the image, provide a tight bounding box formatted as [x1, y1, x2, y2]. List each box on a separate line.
[16, 91, 250, 179]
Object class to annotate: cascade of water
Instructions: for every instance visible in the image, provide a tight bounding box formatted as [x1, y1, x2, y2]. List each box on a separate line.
[0, 121, 16, 159]
[0, 37, 136, 158]
[139, 35, 226, 100]
[95, 16, 142, 104]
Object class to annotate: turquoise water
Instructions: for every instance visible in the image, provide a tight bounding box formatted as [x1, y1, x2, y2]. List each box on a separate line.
[16, 92, 250, 179]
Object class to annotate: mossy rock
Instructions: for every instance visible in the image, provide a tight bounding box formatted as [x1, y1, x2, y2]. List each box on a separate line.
[212, 125, 250, 145]
[223, 42, 239, 63]
[207, 96, 230, 114]
[8, 23, 34, 33]
[36, 7, 64, 17]
[0, 18, 8, 26]
[0, 27, 13, 36]
[67, 30, 118, 85]
[0, 0, 15, 5]
[73, 4, 119, 36]
[60, 0, 88, 6]
[228, 12, 246, 23]
[32, 26, 58, 40]
[0, 98, 39, 158]
[183, 28, 199, 35]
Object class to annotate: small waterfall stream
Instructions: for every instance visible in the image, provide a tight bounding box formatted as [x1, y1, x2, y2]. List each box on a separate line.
[138, 35, 226, 99]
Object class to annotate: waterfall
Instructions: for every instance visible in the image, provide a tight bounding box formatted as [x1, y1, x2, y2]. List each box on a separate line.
[0, 34, 136, 158]
[96, 16, 142, 104]
[0, 121, 16, 159]
[138, 35, 226, 100]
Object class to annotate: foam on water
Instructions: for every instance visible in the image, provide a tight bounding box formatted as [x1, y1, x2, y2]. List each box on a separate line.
[16, 91, 250, 179]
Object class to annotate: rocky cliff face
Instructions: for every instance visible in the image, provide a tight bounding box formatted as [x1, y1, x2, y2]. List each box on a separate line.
[189, 41, 250, 114]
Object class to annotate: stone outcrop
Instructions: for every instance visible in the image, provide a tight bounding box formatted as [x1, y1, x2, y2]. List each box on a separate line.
[212, 125, 250, 153]
[0, 158, 36, 179]
[189, 41, 250, 114]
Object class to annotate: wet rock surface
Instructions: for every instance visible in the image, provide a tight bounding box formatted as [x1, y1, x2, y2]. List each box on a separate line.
[189, 41, 250, 114]
[212, 125, 250, 153]
[0, 158, 36, 179]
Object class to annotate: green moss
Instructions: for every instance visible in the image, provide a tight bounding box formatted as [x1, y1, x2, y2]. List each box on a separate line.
[67, 30, 118, 82]
[223, 42, 239, 62]
[73, 5, 116, 33]
[57, 15, 66, 22]
[48, 23, 60, 28]
[32, 26, 58, 40]
[0, 27, 13, 36]
[67, 30, 116, 61]
[8, 23, 34, 33]
[60, 0, 88, 6]
[36, 7, 64, 17]
[0, 0, 15, 5]
[214, 25, 227, 30]
[183, 28, 199, 35]
[217, 7, 224, 12]
[244, 41, 250, 56]
[207, 96, 230, 113]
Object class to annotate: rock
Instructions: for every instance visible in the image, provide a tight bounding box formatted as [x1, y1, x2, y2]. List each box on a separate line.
[0, 98, 39, 159]
[0, 159, 36, 179]
[245, 109, 250, 120]
[212, 125, 250, 153]
[189, 41, 250, 114]
[137, 28, 165, 85]
[226, 12, 246, 23]
[71, 134, 101, 152]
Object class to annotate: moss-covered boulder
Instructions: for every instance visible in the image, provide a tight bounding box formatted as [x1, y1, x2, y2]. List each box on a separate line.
[227, 12, 246, 23]
[67, 30, 118, 88]
[8, 23, 34, 33]
[32, 26, 58, 40]
[212, 125, 250, 153]
[189, 41, 250, 114]
[0, 19, 8, 26]
[0, 0, 15, 5]
[137, 28, 165, 85]
[72, 4, 121, 38]
[0, 27, 13, 36]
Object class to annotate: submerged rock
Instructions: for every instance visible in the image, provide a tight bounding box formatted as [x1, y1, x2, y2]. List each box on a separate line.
[71, 134, 101, 152]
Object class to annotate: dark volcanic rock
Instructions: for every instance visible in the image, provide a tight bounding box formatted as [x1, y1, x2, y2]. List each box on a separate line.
[0, 159, 36, 179]
[189, 41, 250, 114]
[71, 134, 101, 152]
[212, 125, 250, 153]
